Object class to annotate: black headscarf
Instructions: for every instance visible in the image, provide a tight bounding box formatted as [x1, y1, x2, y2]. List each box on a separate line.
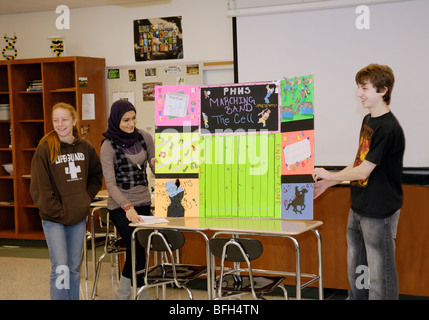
[103, 100, 139, 148]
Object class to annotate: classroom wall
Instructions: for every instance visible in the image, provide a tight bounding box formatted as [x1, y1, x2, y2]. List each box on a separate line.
[0, 0, 233, 67]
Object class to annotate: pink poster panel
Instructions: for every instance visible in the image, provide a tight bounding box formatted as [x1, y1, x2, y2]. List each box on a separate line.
[155, 85, 200, 127]
[281, 129, 314, 175]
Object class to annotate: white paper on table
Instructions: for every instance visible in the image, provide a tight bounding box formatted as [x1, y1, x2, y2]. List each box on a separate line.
[136, 216, 169, 225]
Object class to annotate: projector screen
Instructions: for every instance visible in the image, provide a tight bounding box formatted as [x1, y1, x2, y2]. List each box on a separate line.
[235, 0, 429, 168]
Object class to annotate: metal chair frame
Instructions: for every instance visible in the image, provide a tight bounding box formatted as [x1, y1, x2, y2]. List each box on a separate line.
[211, 237, 288, 300]
[91, 208, 127, 299]
[135, 229, 206, 300]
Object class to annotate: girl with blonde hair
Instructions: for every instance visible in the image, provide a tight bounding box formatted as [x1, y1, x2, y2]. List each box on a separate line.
[30, 102, 102, 300]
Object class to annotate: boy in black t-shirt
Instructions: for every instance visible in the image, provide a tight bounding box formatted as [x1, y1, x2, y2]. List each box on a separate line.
[313, 64, 405, 299]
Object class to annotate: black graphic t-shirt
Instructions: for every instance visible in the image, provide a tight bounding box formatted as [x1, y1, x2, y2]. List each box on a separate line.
[350, 112, 405, 218]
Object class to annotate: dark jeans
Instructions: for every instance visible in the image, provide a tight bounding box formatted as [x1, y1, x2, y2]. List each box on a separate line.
[109, 204, 151, 287]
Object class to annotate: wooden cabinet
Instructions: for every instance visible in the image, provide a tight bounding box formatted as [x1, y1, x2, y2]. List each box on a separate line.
[0, 62, 14, 238]
[0, 57, 107, 240]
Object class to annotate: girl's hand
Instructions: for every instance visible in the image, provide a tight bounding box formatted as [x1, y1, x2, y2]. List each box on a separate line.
[125, 207, 144, 223]
[151, 157, 156, 167]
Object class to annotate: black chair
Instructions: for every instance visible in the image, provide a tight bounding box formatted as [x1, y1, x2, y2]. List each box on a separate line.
[135, 229, 207, 300]
[210, 237, 288, 300]
[91, 208, 127, 299]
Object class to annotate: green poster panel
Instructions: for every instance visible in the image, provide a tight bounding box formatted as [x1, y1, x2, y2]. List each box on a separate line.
[198, 135, 206, 217]
[216, 135, 225, 217]
[155, 132, 199, 174]
[199, 133, 280, 218]
[280, 75, 314, 123]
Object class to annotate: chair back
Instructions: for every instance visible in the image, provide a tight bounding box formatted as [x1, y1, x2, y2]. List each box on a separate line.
[98, 208, 109, 225]
[137, 229, 185, 251]
[209, 238, 263, 262]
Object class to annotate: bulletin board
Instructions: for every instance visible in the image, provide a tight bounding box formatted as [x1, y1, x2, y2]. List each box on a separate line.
[106, 62, 203, 136]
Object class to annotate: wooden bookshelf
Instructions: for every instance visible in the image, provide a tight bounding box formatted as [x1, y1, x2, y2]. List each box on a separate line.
[0, 57, 107, 239]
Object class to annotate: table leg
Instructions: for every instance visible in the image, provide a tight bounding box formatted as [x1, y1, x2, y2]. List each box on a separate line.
[288, 237, 301, 300]
[131, 228, 138, 299]
[83, 217, 88, 279]
[91, 208, 97, 279]
[197, 231, 212, 300]
[312, 229, 323, 300]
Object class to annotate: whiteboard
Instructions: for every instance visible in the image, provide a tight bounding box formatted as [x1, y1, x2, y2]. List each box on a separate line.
[235, 0, 429, 168]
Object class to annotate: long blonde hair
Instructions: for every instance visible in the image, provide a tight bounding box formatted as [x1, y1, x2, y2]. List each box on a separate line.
[39, 102, 80, 163]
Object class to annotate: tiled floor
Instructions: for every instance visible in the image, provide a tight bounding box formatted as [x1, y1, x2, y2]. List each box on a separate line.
[2, 241, 427, 301]
[0, 242, 297, 300]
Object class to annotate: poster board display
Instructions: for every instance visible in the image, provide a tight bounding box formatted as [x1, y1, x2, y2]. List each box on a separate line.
[154, 74, 314, 220]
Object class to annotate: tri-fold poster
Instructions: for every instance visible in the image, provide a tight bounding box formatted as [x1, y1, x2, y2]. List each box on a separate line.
[154, 75, 315, 219]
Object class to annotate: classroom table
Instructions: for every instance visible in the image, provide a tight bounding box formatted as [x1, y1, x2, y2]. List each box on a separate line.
[88, 198, 108, 281]
[130, 216, 323, 300]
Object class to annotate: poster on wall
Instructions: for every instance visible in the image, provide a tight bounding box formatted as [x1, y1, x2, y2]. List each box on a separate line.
[134, 16, 183, 61]
[142, 82, 161, 101]
[200, 82, 279, 135]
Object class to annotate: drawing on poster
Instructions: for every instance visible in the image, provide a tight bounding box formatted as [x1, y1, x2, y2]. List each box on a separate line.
[280, 75, 314, 122]
[154, 178, 199, 217]
[155, 85, 199, 126]
[281, 130, 314, 175]
[155, 132, 199, 174]
[281, 183, 313, 220]
[200, 82, 279, 135]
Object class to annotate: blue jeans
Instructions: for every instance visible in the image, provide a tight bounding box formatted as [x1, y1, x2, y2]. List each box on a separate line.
[347, 208, 401, 300]
[42, 219, 86, 300]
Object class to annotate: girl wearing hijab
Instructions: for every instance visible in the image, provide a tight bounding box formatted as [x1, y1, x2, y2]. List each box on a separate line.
[100, 100, 155, 299]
